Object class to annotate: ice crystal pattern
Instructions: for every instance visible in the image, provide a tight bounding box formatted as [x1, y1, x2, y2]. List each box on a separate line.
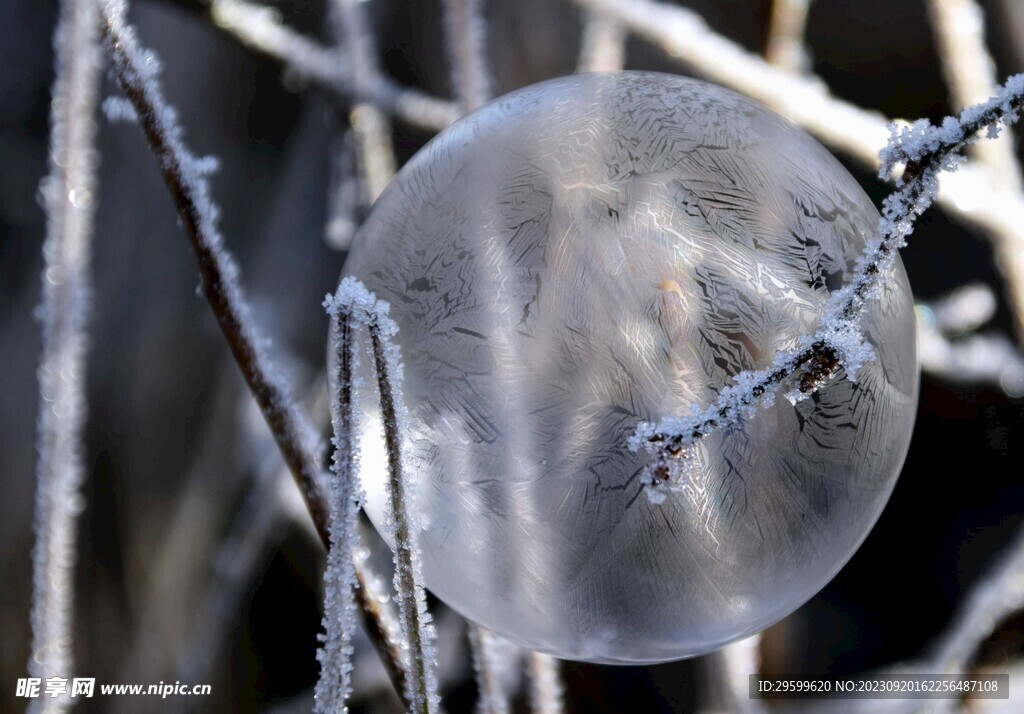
[343, 72, 918, 664]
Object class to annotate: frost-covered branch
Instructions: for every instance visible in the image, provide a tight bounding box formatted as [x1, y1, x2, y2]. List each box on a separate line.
[29, 1, 103, 710]
[99, 2, 409, 701]
[764, 0, 811, 72]
[631, 74, 1024, 502]
[576, 11, 627, 73]
[443, 0, 494, 112]
[469, 627, 522, 714]
[527, 652, 565, 714]
[101, 0, 330, 546]
[314, 302, 364, 713]
[325, 278, 440, 714]
[209, 0, 459, 131]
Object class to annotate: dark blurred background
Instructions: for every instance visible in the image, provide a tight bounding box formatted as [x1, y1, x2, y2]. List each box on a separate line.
[3, 0, 1024, 711]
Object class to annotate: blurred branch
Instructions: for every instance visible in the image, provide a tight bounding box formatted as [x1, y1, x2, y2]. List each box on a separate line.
[329, 0, 396, 203]
[99, 1, 409, 703]
[208, 0, 459, 130]
[764, 0, 811, 72]
[576, 10, 627, 73]
[443, 0, 494, 112]
[29, 1, 103, 710]
[704, 635, 765, 714]
[527, 652, 564, 714]
[469, 627, 521, 714]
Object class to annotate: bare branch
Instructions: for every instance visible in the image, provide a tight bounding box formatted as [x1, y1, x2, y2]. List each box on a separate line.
[30, 1, 103, 709]
[443, 0, 494, 112]
[577, 11, 627, 73]
[764, 0, 811, 72]
[209, 0, 459, 131]
[704, 635, 766, 714]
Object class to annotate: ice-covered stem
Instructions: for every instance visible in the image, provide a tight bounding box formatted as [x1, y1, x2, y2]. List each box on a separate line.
[528, 652, 565, 714]
[764, 0, 811, 72]
[209, 0, 459, 131]
[469, 626, 522, 714]
[443, 0, 493, 112]
[30, 0, 103, 709]
[327, 277, 440, 714]
[576, 11, 627, 73]
[313, 306, 362, 713]
[630, 73, 1024, 503]
[99, 3, 410, 702]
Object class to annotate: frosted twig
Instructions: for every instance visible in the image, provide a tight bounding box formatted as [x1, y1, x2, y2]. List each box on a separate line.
[764, 0, 811, 72]
[630, 73, 1024, 502]
[314, 302, 365, 713]
[209, 0, 459, 131]
[528, 652, 565, 714]
[99, 3, 409, 702]
[325, 277, 440, 714]
[930, 525, 1024, 676]
[469, 627, 522, 714]
[329, 0, 396, 203]
[102, 0, 329, 552]
[577, 11, 627, 73]
[443, 0, 494, 112]
[29, 1, 103, 710]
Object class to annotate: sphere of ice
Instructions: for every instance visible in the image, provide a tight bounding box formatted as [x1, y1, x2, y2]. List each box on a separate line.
[342, 72, 918, 664]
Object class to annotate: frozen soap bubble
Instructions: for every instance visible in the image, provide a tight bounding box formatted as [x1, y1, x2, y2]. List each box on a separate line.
[342, 72, 918, 664]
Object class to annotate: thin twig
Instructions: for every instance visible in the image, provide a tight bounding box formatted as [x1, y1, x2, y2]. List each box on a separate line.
[29, 1, 103, 710]
[764, 0, 811, 72]
[209, 0, 459, 131]
[98, 1, 409, 702]
[314, 310, 362, 713]
[443, 0, 493, 112]
[527, 652, 565, 714]
[370, 323, 439, 714]
[576, 11, 627, 73]
[632, 73, 1024, 500]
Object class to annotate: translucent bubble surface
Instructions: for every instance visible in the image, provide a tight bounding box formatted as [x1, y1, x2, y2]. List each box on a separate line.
[342, 72, 918, 664]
